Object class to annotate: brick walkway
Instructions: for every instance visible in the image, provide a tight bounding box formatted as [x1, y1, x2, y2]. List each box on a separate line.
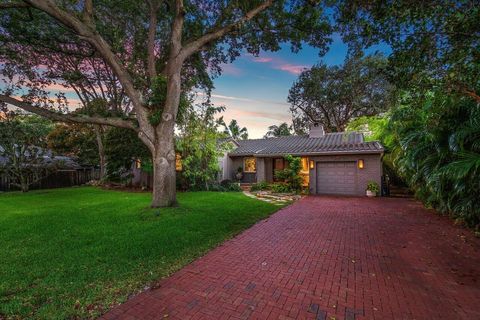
[102, 196, 480, 320]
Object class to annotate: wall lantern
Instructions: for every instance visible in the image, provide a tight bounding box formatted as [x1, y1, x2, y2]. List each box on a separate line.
[309, 160, 315, 169]
[357, 159, 364, 169]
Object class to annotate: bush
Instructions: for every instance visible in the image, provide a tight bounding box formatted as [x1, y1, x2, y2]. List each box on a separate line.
[220, 179, 233, 187]
[226, 183, 242, 192]
[274, 154, 303, 193]
[209, 180, 242, 192]
[270, 182, 291, 193]
[250, 181, 269, 191]
[366, 181, 379, 193]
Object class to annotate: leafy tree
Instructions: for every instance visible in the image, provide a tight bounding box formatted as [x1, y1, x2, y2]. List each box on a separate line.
[346, 115, 389, 142]
[0, 113, 58, 192]
[357, 91, 480, 228]
[274, 154, 303, 193]
[47, 123, 99, 167]
[0, 0, 333, 207]
[288, 52, 394, 133]
[104, 127, 150, 183]
[264, 122, 293, 138]
[176, 104, 227, 190]
[222, 119, 249, 140]
[335, 0, 480, 103]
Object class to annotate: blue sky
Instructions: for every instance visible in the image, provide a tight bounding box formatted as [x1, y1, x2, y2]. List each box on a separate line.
[204, 34, 390, 138]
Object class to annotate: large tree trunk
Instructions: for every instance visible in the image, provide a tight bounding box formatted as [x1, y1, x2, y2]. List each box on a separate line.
[148, 63, 181, 208]
[151, 138, 177, 208]
[94, 125, 106, 179]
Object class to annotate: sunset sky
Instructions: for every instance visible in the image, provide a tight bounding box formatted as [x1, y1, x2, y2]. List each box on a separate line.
[202, 34, 390, 138]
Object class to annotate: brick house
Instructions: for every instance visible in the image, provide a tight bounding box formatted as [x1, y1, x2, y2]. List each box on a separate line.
[220, 123, 384, 196]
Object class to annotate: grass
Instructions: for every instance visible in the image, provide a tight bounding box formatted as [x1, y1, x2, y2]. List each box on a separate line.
[0, 187, 282, 319]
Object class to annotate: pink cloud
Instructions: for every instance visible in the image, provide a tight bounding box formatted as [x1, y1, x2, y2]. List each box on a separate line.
[252, 57, 273, 63]
[276, 64, 307, 75]
[247, 54, 308, 75]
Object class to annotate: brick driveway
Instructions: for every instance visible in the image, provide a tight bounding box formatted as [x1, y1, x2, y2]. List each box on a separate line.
[102, 196, 480, 320]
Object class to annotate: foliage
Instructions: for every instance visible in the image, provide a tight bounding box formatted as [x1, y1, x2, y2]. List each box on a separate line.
[221, 119, 249, 140]
[0, 113, 59, 192]
[104, 128, 149, 182]
[385, 90, 480, 227]
[209, 180, 242, 192]
[270, 182, 292, 194]
[47, 123, 99, 166]
[336, 0, 480, 103]
[289, 52, 394, 133]
[176, 104, 226, 191]
[250, 181, 270, 192]
[0, 187, 282, 319]
[264, 122, 293, 138]
[0, 0, 335, 207]
[366, 181, 379, 193]
[346, 115, 389, 142]
[274, 154, 303, 193]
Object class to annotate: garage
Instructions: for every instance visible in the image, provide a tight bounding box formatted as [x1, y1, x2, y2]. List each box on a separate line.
[316, 161, 357, 195]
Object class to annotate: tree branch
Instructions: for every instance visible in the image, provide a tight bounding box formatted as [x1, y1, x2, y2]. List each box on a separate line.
[147, 0, 160, 81]
[23, 0, 154, 141]
[0, 2, 30, 9]
[82, 0, 93, 26]
[0, 95, 138, 130]
[180, 0, 274, 60]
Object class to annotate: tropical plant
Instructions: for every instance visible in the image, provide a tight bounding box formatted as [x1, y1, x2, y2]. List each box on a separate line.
[366, 181, 379, 193]
[264, 122, 293, 138]
[387, 90, 480, 228]
[222, 119, 249, 140]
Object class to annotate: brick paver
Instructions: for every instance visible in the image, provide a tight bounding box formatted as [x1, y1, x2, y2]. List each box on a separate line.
[102, 196, 480, 320]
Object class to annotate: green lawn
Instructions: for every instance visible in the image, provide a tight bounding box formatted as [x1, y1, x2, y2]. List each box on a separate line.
[0, 187, 281, 319]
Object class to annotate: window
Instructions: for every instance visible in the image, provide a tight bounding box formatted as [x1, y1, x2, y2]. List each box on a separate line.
[135, 159, 141, 169]
[274, 158, 285, 171]
[244, 157, 256, 173]
[175, 154, 182, 171]
[300, 157, 309, 173]
[300, 157, 310, 186]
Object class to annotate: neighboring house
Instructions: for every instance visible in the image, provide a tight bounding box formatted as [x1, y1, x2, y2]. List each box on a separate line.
[223, 123, 384, 196]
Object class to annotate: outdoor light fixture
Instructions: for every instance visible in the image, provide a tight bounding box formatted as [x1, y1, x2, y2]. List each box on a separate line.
[358, 159, 364, 169]
[309, 160, 314, 169]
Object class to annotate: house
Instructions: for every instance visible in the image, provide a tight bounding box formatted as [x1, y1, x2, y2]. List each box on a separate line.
[222, 123, 384, 196]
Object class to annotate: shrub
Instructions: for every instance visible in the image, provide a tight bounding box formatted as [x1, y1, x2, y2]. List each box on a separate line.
[220, 179, 233, 187]
[209, 180, 242, 192]
[274, 154, 303, 193]
[270, 182, 291, 193]
[366, 181, 379, 193]
[226, 183, 242, 192]
[250, 181, 269, 191]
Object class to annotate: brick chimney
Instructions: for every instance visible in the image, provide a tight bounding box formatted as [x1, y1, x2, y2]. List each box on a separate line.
[309, 122, 325, 138]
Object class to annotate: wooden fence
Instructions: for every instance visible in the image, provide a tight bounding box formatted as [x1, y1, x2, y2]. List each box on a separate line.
[0, 167, 101, 192]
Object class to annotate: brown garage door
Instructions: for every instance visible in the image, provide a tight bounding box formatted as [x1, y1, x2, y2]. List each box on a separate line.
[316, 161, 357, 195]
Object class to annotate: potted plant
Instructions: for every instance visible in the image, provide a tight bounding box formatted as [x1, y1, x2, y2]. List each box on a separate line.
[236, 166, 243, 181]
[366, 181, 379, 197]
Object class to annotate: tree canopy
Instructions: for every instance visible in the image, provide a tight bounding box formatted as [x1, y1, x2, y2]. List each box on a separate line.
[264, 122, 293, 138]
[335, 0, 480, 103]
[288, 52, 394, 133]
[0, 0, 334, 207]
